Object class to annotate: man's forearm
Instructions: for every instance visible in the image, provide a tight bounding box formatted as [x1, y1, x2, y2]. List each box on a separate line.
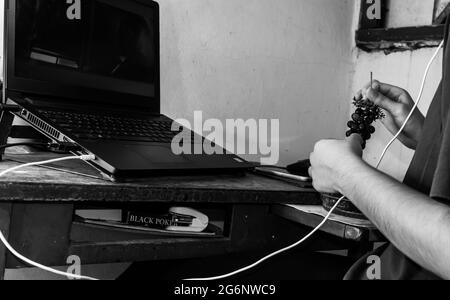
[337, 159, 450, 279]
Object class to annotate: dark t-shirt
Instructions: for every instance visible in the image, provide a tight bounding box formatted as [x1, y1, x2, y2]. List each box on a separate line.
[345, 20, 450, 280]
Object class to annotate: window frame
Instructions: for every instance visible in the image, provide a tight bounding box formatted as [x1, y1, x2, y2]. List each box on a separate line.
[356, 0, 445, 53]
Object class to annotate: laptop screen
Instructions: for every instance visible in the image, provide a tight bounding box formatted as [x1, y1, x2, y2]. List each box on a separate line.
[10, 0, 158, 105]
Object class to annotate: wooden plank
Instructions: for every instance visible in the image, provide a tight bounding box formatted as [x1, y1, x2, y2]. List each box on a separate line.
[0, 204, 12, 280]
[70, 238, 233, 265]
[6, 204, 73, 268]
[0, 153, 320, 205]
[356, 25, 445, 52]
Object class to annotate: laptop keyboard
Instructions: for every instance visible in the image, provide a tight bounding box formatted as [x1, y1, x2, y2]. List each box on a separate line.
[38, 110, 185, 143]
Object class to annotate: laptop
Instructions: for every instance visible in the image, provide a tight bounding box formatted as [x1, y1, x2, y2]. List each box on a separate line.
[3, 0, 254, 180]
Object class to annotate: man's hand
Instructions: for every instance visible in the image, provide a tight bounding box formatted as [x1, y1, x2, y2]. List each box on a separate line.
[355, 80, 425, 149]
[309, 135, 364, 194]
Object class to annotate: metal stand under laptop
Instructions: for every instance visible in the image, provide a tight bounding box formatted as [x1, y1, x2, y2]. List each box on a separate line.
[1, 82, 48, 161]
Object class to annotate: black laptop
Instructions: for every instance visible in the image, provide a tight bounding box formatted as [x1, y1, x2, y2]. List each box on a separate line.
[3, 0, 253, 180]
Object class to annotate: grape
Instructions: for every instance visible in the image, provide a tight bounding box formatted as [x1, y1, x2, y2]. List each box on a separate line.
[346, 97, 385, 149]
[348, 121, 358, 131]
[346, 130, 353, 137]
[352, 114, 361, 122]
[362, 132, 371, 140]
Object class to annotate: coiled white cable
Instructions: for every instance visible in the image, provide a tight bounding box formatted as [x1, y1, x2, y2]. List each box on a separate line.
[186, 40, 445, 281]
[0, 155, 99, 281]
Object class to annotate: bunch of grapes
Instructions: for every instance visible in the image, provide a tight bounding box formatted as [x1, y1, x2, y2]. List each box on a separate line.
[346, 98, 385, 149]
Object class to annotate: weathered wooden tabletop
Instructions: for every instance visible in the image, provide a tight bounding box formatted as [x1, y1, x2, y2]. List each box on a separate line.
[0, 153, 320, 204]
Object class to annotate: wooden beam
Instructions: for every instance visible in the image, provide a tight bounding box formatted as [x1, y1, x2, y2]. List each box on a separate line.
[356, 25, 445, 53]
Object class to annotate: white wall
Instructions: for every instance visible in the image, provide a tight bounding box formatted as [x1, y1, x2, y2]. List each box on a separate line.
[0, 0, 4, 79]
[159, 0, 356, 166]
[386, 0, 434, 28]
[352, 0, 443, 181]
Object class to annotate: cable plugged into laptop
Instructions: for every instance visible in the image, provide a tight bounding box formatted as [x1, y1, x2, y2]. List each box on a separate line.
[79, 154, 96, 161]
[47, 142, 84, 154]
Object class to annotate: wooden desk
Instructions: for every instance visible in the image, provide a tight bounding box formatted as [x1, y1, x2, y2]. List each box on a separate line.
[0, 153, 374, 280]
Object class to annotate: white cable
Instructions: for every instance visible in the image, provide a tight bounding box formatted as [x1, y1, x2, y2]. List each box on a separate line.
[376, 40, 445, 169]
[7, 158, 106, 181]
[0, 155, 96, 177]
[0, 155, 99, 281]
[0, 231, 98, 281]
[186, 41, 445, 282]
[185, 195, 345, 281]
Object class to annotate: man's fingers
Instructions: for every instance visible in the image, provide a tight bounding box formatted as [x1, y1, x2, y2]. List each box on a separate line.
[355, 80, 380, 99]
[368, 81, 407, 102]
[354, 90, 363, 100]
[366, 88, 400, 113]
[376, 82, 407, 101]
[346, 133, 364, 146]
[359, 80, 408, 103]
[346, 134, 364, 156]
[362, 80, 381, 92]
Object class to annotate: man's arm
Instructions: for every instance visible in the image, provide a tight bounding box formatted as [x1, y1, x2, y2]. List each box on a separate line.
[335, 151, 450, 279]
[311, 81, 449, 278]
